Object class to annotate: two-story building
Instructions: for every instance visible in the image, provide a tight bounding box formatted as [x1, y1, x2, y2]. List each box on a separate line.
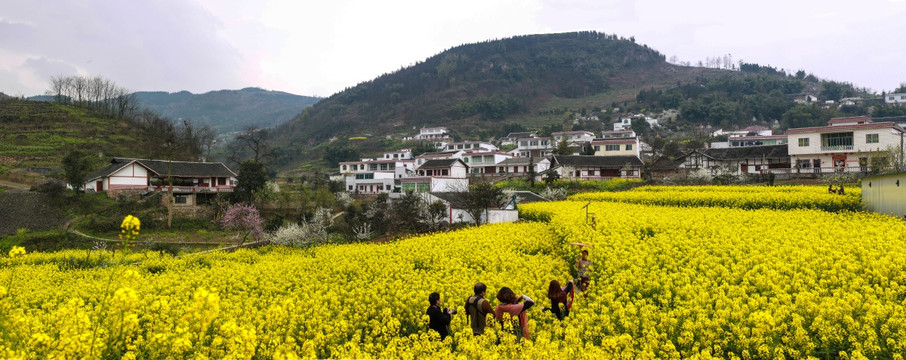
[514, 137, 552, 158]
[591, 138, 640, 157]
[500, 131, 538, 146]
[339, 150, 417, 194]
[551, 131, 595, 146]
[442, 141, 498, 152]
[886, 93, 906, 105]
[404, 126, 451, 140]
[401, 159, 469, 193]
[495, 157, 552, 179]
[614, 114, 659, 131]
[787, 116, 905, 173]
[460, 151, 512, 175]
[81, 158, 236, 205]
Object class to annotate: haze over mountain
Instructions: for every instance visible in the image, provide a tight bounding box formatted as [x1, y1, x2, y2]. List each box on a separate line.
[133, 87, 321, 134]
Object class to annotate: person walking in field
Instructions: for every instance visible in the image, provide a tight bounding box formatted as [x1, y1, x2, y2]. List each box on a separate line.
[464, 282, 495, 335]
[576, 249, 592, 297]
[426, 292, 454, 340]
[542, 279, 574, 320]
[494, 287, 535, 340]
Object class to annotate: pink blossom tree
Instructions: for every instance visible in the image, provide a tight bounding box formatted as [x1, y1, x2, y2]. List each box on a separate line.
[220, 203, 264, 246]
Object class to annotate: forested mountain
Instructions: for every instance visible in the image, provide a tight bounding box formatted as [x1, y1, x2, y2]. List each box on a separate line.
[133, 88, 321, 134]
[268, 31, 899, 171]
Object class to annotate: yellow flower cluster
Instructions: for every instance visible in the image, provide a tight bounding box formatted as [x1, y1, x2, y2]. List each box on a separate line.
[1, 186, 903, 358]
[520, 197, 906, 359]
[119, 215, 141, 245]
[7, 246, 25, 258]
[570, 185, 862, 211]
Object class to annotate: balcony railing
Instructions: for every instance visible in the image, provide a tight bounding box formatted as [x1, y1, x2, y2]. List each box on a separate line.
[148, 185, 233, 193]
[820, 145, 854, 151]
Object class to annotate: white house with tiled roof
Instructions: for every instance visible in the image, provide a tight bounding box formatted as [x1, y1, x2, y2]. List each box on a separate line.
[886, 93, 906, 105]
[402, 159, 469, 193]
[787, 116, 905, 173]
[80, 158, 236, 205]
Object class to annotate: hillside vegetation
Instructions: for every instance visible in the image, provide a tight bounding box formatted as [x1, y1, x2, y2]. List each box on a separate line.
[133, 87, 321, 134]
[0, 99, 204, 175]
[270, 32, 830, 171]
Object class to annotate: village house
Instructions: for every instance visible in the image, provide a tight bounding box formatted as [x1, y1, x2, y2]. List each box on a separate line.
[591, 137, 640, 157]
[614, 114, 659, 131]
[494, 157, 552, 179]
[886, 93, 906, 105]
[711, 135, 789, 149]
[442, 141, 498, 152]
[550, 155, 643, 180]
[402, 126, 451, 141]
[787, 116, 905, 174]
[461, 150, 512, 176]
[551, 131, 595, 146]
[513, 137, 552, 158]
[500, 131, 538, 146]
[80, 158, 236, 206]
[401, 159, 469, 193]
[650, 145, 790, 179]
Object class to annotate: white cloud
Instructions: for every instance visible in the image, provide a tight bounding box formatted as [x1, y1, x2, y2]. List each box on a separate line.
[1, 0, 904, 96]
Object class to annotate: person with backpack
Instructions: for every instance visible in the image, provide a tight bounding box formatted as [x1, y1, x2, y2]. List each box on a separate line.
[494, 287, 535, 340]
[542, 279, 574, 320]
[464, 282, 495, 335]
[426, 292, 454, 340]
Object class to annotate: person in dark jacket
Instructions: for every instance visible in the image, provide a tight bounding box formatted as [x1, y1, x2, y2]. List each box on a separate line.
[426, 292, 453, 340]
[542, 279, 574, 320]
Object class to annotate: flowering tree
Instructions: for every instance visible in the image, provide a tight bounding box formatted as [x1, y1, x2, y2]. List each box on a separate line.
[220, 203, 264, 246]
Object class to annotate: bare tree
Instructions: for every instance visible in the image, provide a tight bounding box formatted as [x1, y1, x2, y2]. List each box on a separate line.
[228, 126, 272, 165]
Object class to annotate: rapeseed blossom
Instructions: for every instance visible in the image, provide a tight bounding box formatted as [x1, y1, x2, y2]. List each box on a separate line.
[0, 185, 904, 358]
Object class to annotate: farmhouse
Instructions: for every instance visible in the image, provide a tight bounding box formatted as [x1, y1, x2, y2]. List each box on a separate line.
[80, 158, 236, 205]
[787, 116, 905, 174]
[550, 155, 643, 180]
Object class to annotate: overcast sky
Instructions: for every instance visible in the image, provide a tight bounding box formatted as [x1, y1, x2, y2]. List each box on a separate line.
[2, 0, 905, 97]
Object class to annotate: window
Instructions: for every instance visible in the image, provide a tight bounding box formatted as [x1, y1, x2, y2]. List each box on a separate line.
[890, 96, 896, 101]
[821, 132, 854, 149]
[625, 144, 633, 151]
[484, 155, 493, 162]
[218, 178, 226, 186]
[798, 138, 809, 147]
[355, 173, 374, 180]
[342, 165, 347, 171]
[813, 159, 821, 168]
[605, 145, 620, 151]
[594, 145, 601, 151]
[463, 157, 469, 163]
[796, 160, 812, 168]
[441, 169, 449, 176]
[174, 195, 189, 204]
[348, 185, 353, 190]
[866, 133, 879, 144]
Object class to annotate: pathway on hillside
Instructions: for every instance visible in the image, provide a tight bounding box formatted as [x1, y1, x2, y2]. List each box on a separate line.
[0, 179, 30, 191]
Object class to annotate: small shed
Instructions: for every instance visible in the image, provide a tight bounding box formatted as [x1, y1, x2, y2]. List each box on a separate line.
[861, 172, 906, 218]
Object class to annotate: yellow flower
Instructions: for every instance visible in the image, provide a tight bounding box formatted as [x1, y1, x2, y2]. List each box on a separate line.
[8, 246, 25, 258]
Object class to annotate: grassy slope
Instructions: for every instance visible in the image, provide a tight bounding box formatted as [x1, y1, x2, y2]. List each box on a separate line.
[0, 99, 152, 172]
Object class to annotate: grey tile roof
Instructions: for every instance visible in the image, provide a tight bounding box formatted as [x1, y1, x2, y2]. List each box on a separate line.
[701, 145, 788, 160]
[419, 159, 465, 168]
[87, 158, 236, 181]
[552, 155, 643, 167]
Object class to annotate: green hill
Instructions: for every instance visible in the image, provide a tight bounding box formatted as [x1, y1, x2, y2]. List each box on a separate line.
[133, 87, 321, 134]
[271, 31, 797, 170]
[0, 99, 185, 177]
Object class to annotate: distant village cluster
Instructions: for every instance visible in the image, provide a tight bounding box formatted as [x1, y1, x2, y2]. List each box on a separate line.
[339, 109, 906, 194]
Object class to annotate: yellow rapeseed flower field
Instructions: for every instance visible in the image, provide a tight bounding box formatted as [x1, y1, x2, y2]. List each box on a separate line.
[1, 185, 904, 359]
